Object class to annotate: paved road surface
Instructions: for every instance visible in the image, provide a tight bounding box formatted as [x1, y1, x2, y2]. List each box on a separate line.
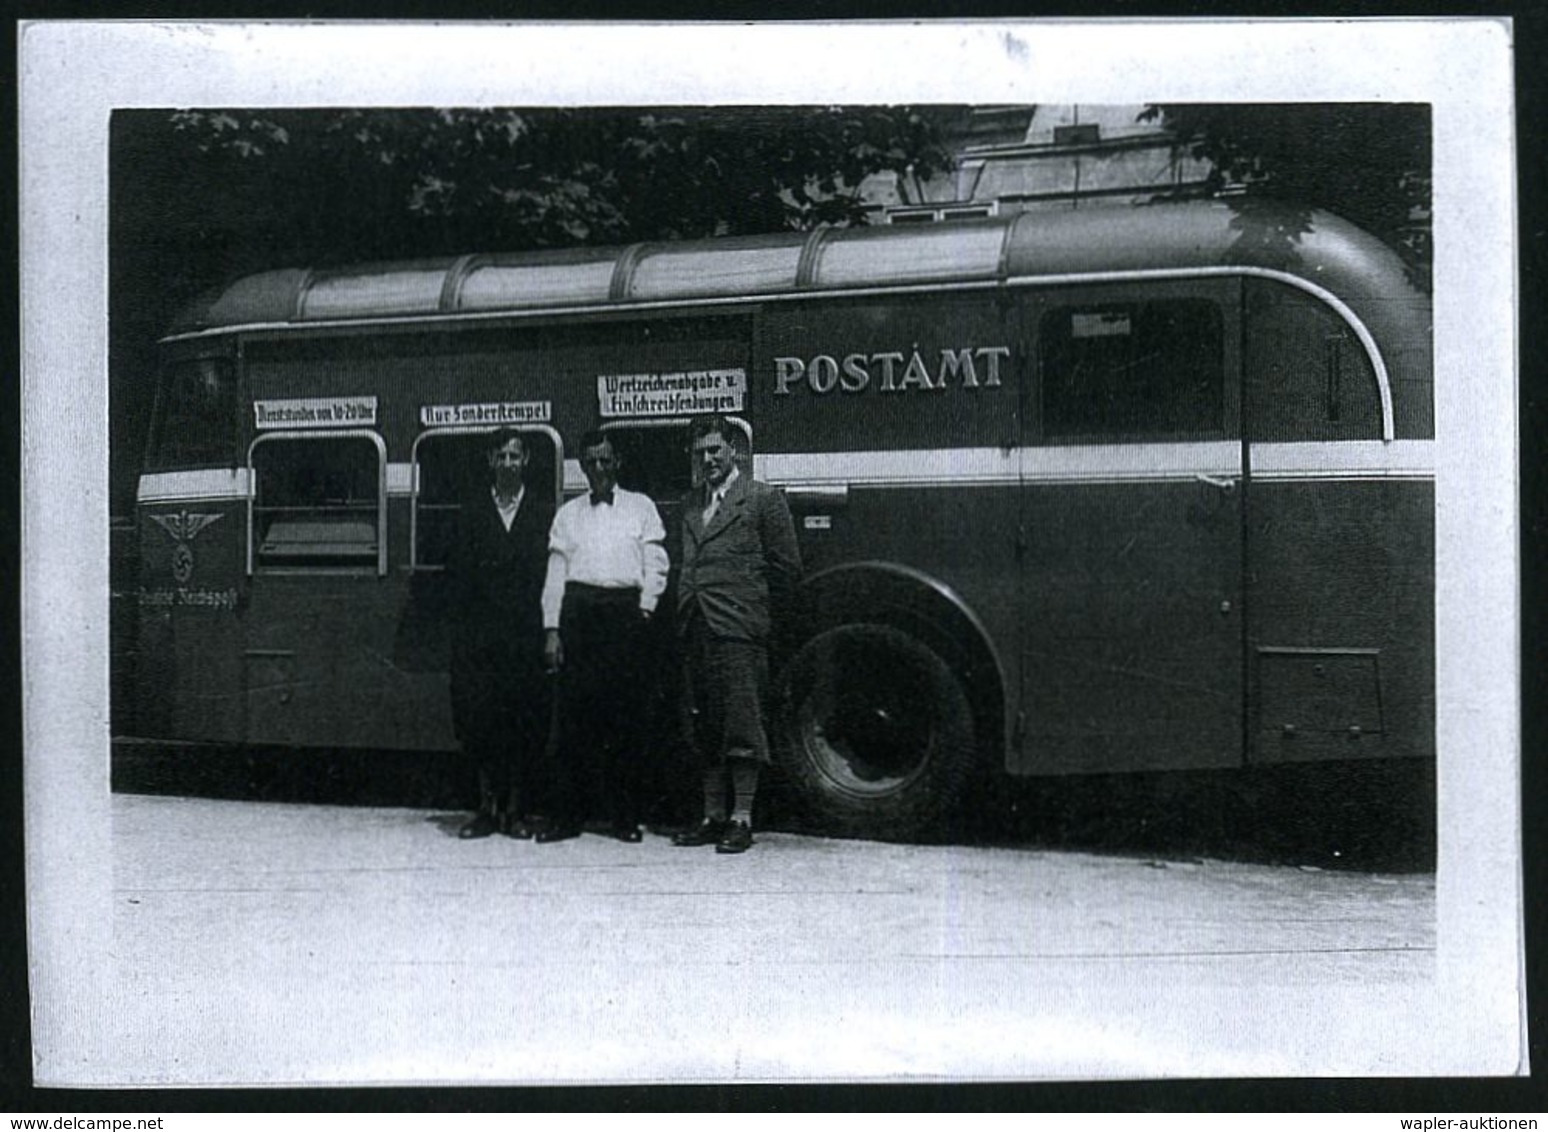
[105, 793, 1435, 1085]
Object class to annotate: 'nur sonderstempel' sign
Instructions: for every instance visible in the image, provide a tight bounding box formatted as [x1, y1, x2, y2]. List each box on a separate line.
[420, 401, 552, 427]
[597, 369, 746, 418]
[254, 396, 378, 429]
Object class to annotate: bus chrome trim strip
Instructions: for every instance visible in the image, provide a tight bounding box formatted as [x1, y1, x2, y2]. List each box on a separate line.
[141, 440, 1435, 506]
[386, 463, 415, 494]
[1250, 440, 1435, 481]
[757, 439, 1433, 489]
[138, 468, 251, 502]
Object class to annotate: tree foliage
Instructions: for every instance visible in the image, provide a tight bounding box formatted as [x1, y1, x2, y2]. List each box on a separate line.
[108, 106, 954, 512]
[1142, 103, 1431, 290]
[120, 106, 953, 271]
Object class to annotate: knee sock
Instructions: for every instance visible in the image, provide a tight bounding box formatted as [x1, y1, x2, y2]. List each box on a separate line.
[702, 766, 729, 823]
[729, 759, 759, 826]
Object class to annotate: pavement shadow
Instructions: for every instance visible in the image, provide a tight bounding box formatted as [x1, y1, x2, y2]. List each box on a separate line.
[115, 742, 1434, 872]
[425, 812, 473, 839]
[972, 758, 1436, 873]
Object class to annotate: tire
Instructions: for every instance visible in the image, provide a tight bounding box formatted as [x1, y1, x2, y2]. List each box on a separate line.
[774, 623, 978, 841]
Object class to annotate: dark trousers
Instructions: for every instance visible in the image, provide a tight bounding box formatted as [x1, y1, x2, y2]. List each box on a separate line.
[552, 584, 651, 828]
[454, 642, 552, 818]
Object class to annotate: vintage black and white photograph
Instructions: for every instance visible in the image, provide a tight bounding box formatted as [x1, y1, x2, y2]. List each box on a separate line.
[19, 21, 1521, 1086]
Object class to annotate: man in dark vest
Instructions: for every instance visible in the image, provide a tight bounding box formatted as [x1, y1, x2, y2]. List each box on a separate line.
[672, 414, 802, 854]
[447, 428, 555, 839]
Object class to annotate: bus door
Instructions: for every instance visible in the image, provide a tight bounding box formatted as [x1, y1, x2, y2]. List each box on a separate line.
[1240, 278, 1428, 764]
[1014, 279, 1245, 775]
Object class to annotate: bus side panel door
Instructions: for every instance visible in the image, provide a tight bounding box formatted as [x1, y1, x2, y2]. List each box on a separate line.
[1014, 281, 1244, 775]
[244, 577, 326, 748]
[1242, 278, 1435, 763]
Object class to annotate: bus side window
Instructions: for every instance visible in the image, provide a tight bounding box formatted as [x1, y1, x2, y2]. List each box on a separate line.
[250, 434, 384, 573]
[412, 430, 560, 569]
[151, 357, 238, 469]
[1040, 299, 1225, 441]
[1244, 280, 1384, 440]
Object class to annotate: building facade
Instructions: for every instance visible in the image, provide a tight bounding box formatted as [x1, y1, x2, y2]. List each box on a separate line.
[861, 104, 1215, 223]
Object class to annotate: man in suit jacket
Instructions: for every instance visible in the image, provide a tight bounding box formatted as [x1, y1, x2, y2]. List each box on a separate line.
[671, 414, 802, 854]
[447, 428, 555, 840]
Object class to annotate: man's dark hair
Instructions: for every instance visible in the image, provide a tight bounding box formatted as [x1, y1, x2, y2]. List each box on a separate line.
[486, 427, 527, 454]
[687, 414, 734, 445]
[577, 428, 615, 455]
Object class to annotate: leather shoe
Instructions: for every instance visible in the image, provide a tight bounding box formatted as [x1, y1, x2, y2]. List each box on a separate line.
[606, 823, 643, 843]
[502, 816, 536, 840]
[458, 812, 499, 840]
[534, 824, 581, 844]
[671, 818, 726, 847]
[715, 820, 754, 854]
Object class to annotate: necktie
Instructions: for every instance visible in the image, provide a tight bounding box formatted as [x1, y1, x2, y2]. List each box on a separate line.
[703, 487, 722, 525]
[590, 489, 614, 506]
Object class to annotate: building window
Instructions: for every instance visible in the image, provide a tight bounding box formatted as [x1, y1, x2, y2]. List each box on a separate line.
[1052, 123, 1101, 146]
[249, 433, 384, 573]
[884, 202, 997, 225]
[1040, 299, 1224, 440]
[411, 429, 560, 569]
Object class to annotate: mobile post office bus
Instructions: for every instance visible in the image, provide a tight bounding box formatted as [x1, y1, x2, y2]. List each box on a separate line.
[123, 201, 1433, 839]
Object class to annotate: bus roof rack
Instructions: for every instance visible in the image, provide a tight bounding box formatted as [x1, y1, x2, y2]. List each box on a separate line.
[166, 200, 1423, 340]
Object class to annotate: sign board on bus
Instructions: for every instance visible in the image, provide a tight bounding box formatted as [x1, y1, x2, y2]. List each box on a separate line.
[419, 401, 552, 427]
[596, 369, 746, 418]
[254, 396, 378, 430]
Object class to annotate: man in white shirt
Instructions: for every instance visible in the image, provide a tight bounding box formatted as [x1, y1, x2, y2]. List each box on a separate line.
[539, 430, 669, 843]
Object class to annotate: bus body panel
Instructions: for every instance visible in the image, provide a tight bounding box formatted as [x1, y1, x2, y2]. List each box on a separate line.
[243, 570, 456, 751]
[1245, 478, 1435, 763]
[1015, 479, 1244, 775]
[122, 206, 1435, 830]
[134, 499, 246, 744]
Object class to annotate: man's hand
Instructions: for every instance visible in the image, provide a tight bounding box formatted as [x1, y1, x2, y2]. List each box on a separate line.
[543, 629, 564, 674]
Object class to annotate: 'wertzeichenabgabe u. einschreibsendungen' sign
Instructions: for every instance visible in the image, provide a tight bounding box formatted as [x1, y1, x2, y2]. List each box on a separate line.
[596, 369, 746, 417]
[254, 396, 378, 429]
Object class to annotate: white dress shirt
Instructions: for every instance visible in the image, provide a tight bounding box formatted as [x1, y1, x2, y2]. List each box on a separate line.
[492, 484, 525, 532]
[542, 486, 669, 629]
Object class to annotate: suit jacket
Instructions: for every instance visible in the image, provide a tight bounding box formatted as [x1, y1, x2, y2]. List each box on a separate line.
[446, 487, 555, 669]
[675, 472, 801, 643]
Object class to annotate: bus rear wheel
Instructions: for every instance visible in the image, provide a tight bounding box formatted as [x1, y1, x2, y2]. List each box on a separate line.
[775, 624, 978, 841]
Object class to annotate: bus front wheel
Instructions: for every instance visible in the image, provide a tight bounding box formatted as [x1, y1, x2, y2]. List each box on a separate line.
[775, 624, 978, 841]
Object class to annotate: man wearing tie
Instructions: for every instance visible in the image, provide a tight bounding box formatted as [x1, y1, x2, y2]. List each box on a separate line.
[540, 430, 669, 843]
[672, 414, 802, 854]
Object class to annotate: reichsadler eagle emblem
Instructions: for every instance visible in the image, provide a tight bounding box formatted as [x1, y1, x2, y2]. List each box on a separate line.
[149, 510, 225, 583]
